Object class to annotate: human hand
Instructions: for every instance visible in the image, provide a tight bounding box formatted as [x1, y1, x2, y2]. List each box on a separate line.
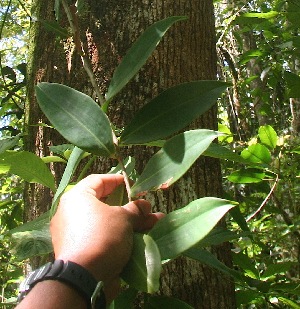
[50, 174, 164, 303]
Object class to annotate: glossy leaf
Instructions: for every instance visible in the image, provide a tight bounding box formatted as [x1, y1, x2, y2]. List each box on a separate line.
[241, 143, 271, 164]
[145, 296, 194, 309]
[120, 81, 229, 145]
[228, 168, 265, 183]
[105, 16, 187, 102]
[130, 130, 219, 197]
[121, 234, 161, 293]
[108, 287, 137, 309]
[35, 83, 115, 157]
[258, 125, 278, 149]
[50, 147, 85, 217]
[148, 197, 235, 260]
[2, 151, 55, 191]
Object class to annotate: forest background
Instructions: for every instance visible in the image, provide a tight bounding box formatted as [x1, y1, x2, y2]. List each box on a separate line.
[1, 0, 300, 308]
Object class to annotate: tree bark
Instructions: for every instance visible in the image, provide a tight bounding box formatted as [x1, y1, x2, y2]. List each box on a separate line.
[25, 0, 236, 307]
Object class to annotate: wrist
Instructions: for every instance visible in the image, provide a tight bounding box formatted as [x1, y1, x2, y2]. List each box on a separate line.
[18, 260, 106, 309]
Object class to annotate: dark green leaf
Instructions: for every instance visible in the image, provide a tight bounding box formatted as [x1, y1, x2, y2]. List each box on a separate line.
[130, 130, 219, 197]
[40, 20, 69, 38]
[149, 197, 235, 260]
[145, 296, 194, 309]
[35, 83, 115, 157]
[121, 234, 161, 293]
[284, 71, 300, 98]
[236, 290, 262, 306]
[228, 168, 265, 183]
[258, 125, 278, 149]
[203, 143, 254, 165]
[233, 252, 259, 279]
[262, 262, 297, 279]
[0, 136, 19, 153]
[108, 287, 137, 309]
[105, 16, 187, 102]
[120, 81, 229, 145]
[185, 248, 246, 281]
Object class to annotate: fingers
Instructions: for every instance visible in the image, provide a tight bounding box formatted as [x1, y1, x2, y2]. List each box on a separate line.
[122, 200, 165, 231]
[73, 174, 125, 199]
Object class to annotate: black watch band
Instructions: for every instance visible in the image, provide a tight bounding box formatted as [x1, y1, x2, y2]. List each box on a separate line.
[17, 260, 106, 309]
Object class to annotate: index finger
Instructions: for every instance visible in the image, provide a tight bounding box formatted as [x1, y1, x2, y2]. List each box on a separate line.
[74, 174, 125, 199]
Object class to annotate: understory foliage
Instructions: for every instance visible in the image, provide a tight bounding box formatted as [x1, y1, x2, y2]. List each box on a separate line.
[0, 0, 300, 308]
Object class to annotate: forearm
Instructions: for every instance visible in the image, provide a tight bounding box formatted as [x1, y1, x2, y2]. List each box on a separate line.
[16, 280, 87, 309]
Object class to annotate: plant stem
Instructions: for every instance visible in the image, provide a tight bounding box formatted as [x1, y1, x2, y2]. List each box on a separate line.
[61, 0, 105, 105]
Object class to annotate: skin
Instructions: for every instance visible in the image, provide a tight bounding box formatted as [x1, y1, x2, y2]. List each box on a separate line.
[16, 174, 164, 308]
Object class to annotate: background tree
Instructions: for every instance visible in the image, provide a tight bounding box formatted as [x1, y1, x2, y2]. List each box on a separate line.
[20, 0, 236, 308]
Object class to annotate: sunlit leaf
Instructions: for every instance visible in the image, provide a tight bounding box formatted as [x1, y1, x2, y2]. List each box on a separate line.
[2, 151, 55, 190]
[130, 130, 219, 197]
[278, 297, 300, 309]
[121, 233, 161, 293]
[241, 143, 271, 164]
[105, 16, 187, 103]
[50, 147, 85, 217]
[120, 81, 229, 145]
[228, 168, 265, 183]
[35, 83, 115, 157]
[258, 125, 278, 149]
[148, 197, 235, 260]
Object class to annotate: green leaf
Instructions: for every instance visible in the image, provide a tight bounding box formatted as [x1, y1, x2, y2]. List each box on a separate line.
[121, 234, 161, 293]
[3, 151, 55, 190]
[233, 252, 259, 279]
[35, 83, 115, 157]
[8, 211, 50, 234]
[184, 248, 245, 282]
[145, 296, 194, 309]
[148, 197, 235, 260]
[236, 290, 262, 306]
[278, 297, 300, 309]
[262, 262, 297, 279]
[50, 147, 85, 217]
[203, 143, 255, 165]
[130, 130, 219, 197]
[241, 143, 271, 164]
[105, 16, 187, 102]
[11, 228, 52, 261]
[258, 125, 278, 149]
[284, 71, 300, 98]
[0, 136, 19, 153]
[108, 287, 137, 309]
[228, 168, 265, 183]
[120, 81, 229, 145]
[40, 20, 69, 38]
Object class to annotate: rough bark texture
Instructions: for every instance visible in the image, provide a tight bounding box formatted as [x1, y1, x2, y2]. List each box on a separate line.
[25, 0, 236, 307]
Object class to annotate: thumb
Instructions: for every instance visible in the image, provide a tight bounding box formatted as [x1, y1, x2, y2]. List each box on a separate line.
[122, 200, 165, 232]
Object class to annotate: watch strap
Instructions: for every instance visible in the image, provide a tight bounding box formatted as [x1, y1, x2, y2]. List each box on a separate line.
[18, 260, 106, 309]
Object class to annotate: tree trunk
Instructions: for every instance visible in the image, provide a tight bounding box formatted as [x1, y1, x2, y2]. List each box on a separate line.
[25, 0, 236, 307]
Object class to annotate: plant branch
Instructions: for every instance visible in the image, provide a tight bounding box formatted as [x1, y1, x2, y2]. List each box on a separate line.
[61, 0, 105, 106]
[246, 174, 279, 222]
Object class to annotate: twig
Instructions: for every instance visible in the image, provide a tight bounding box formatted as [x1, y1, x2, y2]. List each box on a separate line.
[246, 174, 279, 222]
[61, 0, 105, 106]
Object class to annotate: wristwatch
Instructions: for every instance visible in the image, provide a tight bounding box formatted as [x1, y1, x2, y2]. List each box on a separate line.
[17, 260, 106, 309]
